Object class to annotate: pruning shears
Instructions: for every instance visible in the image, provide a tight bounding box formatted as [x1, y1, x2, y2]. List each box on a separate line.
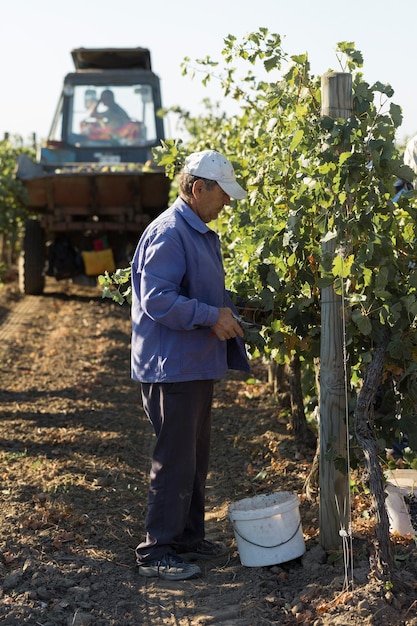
[231, 312, 262, 330]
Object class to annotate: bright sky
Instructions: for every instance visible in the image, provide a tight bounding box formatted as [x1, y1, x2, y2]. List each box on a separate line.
[3, 0, 416, 146]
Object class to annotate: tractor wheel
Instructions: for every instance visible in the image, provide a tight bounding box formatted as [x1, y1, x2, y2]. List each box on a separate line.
[18, 219, 46, 295]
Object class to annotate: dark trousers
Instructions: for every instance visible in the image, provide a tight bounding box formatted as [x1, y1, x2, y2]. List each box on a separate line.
[135, 379, 214, 563]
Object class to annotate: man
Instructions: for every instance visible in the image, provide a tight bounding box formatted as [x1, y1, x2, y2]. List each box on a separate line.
[131, 149, 250, 580]
[390, 135, 416, 201]
[91, 89, 130, 129]
[84, 89, 98, 114]
[404, 133, 417, 180]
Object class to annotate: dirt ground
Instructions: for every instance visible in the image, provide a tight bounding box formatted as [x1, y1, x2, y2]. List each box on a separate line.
[0, 274, 416, 626]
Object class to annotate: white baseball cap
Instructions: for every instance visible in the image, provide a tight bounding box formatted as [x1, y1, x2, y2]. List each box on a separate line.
[183, 150, 247, 200]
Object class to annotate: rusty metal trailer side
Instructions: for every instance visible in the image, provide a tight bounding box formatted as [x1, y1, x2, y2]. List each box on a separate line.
[19, 170, 171, 294]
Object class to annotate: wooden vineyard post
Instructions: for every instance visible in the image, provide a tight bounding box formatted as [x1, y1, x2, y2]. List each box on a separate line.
[319, 72, 352, 550]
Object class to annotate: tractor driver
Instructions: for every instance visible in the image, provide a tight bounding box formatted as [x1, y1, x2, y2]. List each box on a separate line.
[90, 89, 130, 130]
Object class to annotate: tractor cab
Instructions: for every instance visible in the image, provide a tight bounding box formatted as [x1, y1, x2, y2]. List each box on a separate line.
[42, 47, 165, 168]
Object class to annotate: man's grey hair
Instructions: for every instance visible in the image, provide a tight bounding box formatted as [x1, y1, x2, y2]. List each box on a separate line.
[179, 173, 217, 199]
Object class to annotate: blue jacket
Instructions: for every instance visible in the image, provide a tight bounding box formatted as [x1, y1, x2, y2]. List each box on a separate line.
[131, 197, 249, 383]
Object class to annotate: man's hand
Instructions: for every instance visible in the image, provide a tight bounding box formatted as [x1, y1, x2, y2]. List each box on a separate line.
[211, 308, 244, 341]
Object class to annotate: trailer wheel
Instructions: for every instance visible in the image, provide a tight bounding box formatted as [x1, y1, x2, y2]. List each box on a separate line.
[18, 219, 46, 295]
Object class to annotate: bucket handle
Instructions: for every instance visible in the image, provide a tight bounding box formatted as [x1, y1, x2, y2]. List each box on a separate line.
[231, 519, 302, 549]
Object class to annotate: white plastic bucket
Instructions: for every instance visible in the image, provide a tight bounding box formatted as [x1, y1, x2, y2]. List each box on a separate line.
[385, 469, 417, 535]
[228, 491, 305, 567]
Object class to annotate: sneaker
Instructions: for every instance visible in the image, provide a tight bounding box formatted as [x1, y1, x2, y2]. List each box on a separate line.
[138, 553, 201, 580]
[178, 539, 227, 561]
